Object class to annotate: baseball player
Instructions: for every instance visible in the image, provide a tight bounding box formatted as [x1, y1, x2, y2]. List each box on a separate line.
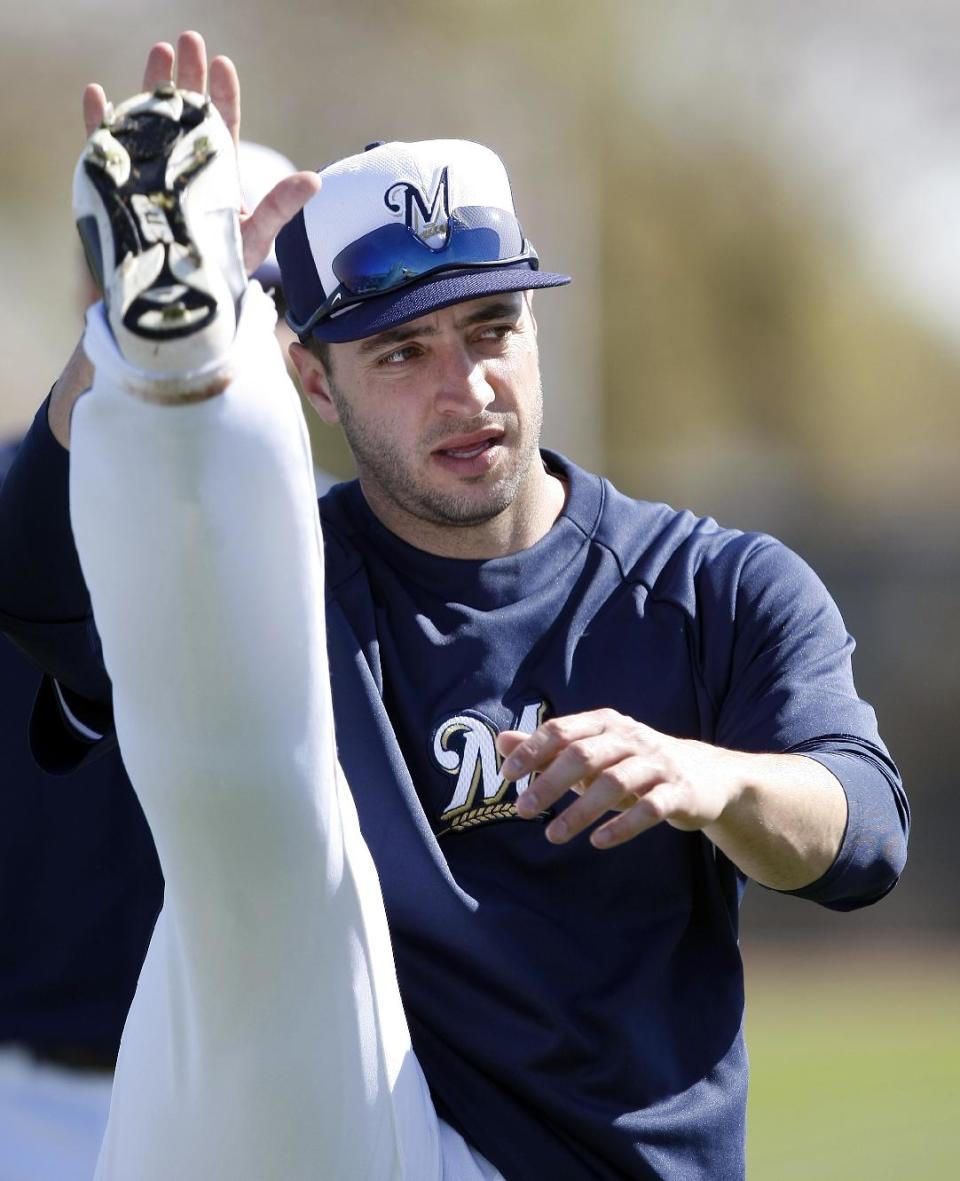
[0, 31, 908, 1181]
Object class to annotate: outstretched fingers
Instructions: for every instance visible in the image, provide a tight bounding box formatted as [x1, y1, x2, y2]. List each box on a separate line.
[83, 32, 197, 142]
[78, 32, 305, 297]
[500, 713, 610, 784]
[497, 709, 727, 849]
[241, 172, 321, 277]
[208, 55, 241, 147]
[590, 783, 688, 848]
[82, 84, 107, 137]
[542, 756, 666, 844]
[495, 731, 526, 760]
[173, 30, 207, 95]
[142, 41, 175, 91]
[501, 711, 627, 817]
[83, 32, 240, 148]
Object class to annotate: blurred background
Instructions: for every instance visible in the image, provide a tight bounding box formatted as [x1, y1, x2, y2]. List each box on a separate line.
[2, 1, 957, 1175]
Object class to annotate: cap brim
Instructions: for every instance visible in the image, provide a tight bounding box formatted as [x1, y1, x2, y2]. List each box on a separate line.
[308, 262, 571, 343]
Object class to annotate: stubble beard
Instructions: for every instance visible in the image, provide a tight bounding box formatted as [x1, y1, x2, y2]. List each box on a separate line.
[329, 377, 544, 529]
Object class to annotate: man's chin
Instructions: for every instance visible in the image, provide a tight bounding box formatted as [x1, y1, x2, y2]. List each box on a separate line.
[418, 492, 514, 529]
[411, 470, 520, 528]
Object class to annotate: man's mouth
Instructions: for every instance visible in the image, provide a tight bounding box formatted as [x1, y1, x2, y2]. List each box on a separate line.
[432, 430, 504, 460]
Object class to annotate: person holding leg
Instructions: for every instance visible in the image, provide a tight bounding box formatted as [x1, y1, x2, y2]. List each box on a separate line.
[1, 30, 908, 1181]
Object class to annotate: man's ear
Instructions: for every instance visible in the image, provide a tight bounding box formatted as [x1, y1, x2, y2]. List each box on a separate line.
[289, 343, 340, 424]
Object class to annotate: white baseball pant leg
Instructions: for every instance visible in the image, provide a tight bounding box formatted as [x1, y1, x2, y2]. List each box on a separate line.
[70, 286, 502, 1181]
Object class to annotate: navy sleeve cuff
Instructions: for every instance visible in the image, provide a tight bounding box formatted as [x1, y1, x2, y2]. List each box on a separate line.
[0, 609, 112, 704]
[780, 746, 910, 911]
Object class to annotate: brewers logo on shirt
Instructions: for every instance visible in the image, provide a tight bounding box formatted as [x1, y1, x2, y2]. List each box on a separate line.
[432, 701, 548, 834]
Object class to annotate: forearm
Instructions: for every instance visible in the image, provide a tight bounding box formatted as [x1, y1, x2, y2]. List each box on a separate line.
[703, 749, 848, 892]
[48, 336, 93, 449]
[505, 713, 853, 893]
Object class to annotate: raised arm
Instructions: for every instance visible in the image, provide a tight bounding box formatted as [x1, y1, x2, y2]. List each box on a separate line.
[48, 30, 319, 449]
[0, 31, 321, 750]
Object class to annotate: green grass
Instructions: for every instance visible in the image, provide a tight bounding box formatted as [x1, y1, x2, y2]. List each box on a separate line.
[744, 942, 960, 1180]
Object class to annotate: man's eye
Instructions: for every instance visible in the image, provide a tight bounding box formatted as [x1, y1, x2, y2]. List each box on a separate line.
[379, 346, 418, 365]
[477, 325, 512, 342]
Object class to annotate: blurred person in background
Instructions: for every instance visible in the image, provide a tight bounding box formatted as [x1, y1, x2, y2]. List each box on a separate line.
[0, 139, 332, 1181]
[0, 435, 155, 1181]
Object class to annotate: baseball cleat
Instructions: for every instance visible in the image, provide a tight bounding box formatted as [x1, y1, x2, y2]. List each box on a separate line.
[73, 83, 246, 378]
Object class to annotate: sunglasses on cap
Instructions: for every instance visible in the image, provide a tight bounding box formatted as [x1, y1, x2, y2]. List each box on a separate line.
[286, 204, 539, 339]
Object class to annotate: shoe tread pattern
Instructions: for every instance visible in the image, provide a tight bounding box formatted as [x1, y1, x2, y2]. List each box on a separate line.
[82, 89, 219, 343]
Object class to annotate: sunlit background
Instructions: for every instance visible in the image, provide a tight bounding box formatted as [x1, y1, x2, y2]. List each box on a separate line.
[2, 2, 957, 1176]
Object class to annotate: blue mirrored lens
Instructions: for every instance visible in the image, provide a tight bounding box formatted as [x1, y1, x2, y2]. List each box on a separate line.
[331, 206, 527, 296]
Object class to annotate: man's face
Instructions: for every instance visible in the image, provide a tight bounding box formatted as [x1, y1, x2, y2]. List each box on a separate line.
[296, 292, 545, 547]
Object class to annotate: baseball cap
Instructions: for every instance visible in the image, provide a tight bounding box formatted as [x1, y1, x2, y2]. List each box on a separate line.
[237, 140, 298, 291]
[276, 139, 571, 344]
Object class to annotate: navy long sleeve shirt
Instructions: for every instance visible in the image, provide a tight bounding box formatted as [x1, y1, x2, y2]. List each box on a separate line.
[0, 400, 908, 1179]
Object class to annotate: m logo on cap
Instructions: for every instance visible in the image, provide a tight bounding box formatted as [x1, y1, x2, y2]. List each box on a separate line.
[384, 167, 450, 249]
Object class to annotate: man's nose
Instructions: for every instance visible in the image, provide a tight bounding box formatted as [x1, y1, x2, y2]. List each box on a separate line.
[432, 346, 495, 416]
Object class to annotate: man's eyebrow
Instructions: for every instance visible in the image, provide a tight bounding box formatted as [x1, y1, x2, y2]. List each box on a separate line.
[454, 297, 524, 328]
[356, 296, 524, 355]
[357, 324, 439, 355]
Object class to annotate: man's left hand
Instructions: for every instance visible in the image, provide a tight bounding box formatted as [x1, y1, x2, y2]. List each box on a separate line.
[498, 709, 747, 849]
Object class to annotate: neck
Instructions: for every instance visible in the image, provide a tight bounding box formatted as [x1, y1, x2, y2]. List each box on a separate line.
[361, 460, 567, 560]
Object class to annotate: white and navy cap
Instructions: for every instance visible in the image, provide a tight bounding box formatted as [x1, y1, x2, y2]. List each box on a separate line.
[276, 139, 570, 343]
[238, 140, 298, 292]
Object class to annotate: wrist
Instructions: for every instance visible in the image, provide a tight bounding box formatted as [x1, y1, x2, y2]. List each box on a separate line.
[702, 749, 848, 891]
[702, 746, 759, 833]
[48, 339, 94, 450]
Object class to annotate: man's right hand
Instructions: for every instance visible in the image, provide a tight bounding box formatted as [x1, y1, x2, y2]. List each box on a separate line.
[51, 29, 320, 449]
